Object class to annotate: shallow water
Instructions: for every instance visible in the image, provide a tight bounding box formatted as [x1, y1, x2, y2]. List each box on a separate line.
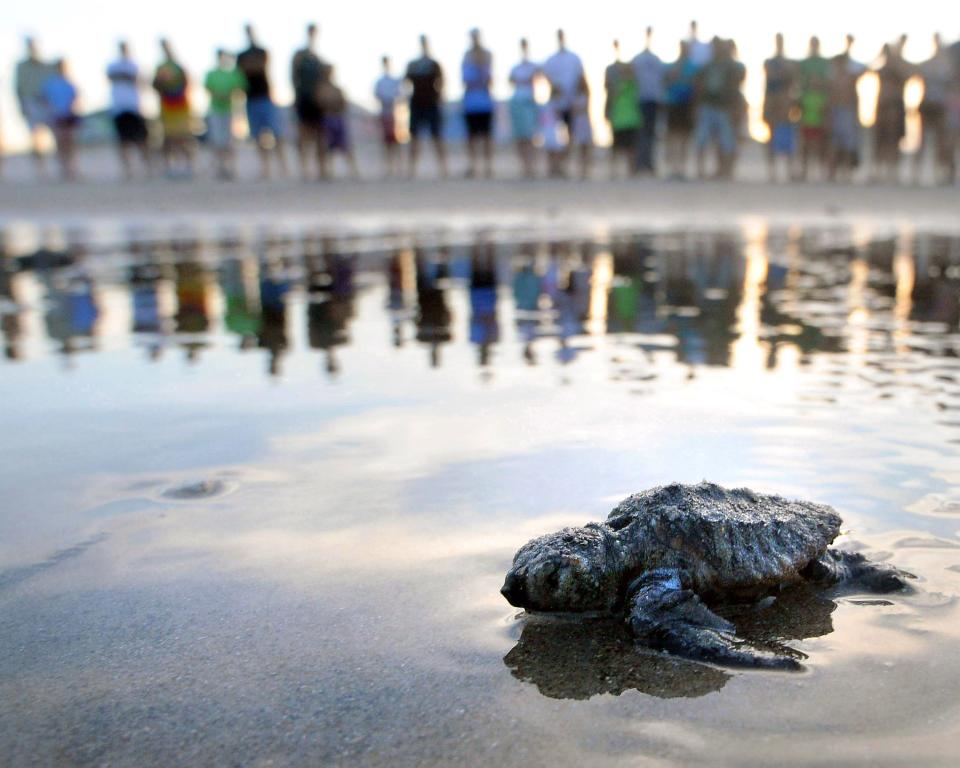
[2, 223, 960, 766]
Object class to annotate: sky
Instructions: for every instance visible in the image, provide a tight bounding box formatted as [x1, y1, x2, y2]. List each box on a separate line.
[1, 0, 955, 151]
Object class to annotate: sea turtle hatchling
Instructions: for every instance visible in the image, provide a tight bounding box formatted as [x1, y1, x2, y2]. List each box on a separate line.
[500, 482, 912, 669]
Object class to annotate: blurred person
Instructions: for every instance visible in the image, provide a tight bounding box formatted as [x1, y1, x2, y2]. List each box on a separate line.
[508, 38, 540, 179]
[374, 56, 403, 177]
[949, 39, 960, 184]
[914, 34, 955, 185]
[570, 74, 593, 180]
[317, 66, 359, 179]
[872, 42, 911, 183]
[604, 40, 641, 179]
[663, 40, 698, 179]
[798, 36, 830, 181]
[414, 248, 452, 367]
[204, 48, 246, 180]
[462, 28, 495, 178]
[687, 20, 713, 67]
[631, 26, 664, 175]
[827, 35, 866, 182]
[763, 33, 798, 182]
[237, 24, 288, 179]
[405, 35, 448, 178]
[107, 41, 151, 180]
[693, 38, 739, 179]
[542, 28, 584, 172]
[15, 37, 55, 177]
[152, 39, 195, 178]
[291, 23, 330, 180]
[42, 58, 80, 181]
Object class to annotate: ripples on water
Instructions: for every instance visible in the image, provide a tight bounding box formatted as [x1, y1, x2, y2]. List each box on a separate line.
[2, 223, 960, 765]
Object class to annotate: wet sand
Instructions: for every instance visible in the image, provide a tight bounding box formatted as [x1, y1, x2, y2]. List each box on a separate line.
[2, 174, 960, 766]
[1, 143, 958, 232]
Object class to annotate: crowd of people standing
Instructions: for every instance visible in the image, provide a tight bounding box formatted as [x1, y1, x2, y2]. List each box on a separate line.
[10, 22, 960, 184]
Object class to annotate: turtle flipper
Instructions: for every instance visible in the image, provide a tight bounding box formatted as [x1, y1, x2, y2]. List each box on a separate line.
[803, 549, 914, 593]
[626, 570, 802, 670]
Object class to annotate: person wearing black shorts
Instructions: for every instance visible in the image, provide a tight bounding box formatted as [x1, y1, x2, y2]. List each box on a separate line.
[461, 28, 495, 177]
[405, 35, 448, 178]
[107, 41, 151, 179]
[291, 23, 330, 180]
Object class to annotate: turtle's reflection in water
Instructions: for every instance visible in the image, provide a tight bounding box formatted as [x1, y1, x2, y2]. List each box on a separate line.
[504, 584, 837, 700]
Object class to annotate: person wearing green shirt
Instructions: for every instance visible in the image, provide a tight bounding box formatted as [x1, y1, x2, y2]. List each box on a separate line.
[798, 36, 830, 181]
[204, 49, 247, 179]
[604, 40, 643, 180]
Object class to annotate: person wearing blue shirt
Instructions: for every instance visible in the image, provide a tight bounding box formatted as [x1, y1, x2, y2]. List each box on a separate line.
[42, 58, 80, 180]
[462, 28, 495, 178]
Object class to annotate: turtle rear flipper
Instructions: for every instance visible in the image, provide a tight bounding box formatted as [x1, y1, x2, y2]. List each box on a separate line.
[803, 548, 914, 593]
[626, 570, 802, 671]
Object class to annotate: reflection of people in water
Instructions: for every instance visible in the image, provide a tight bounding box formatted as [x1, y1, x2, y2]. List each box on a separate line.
[387, 249, 416, 348]
[306, 250, 355, 376]
[469, 242, 499, 368]
[174, 257, 212, 363]
[504, 582, 837, 701]
[414, 247, 453, 368]
[607, 239, 643, 335]
[130, 261, 172, 361]
[220, 256, 262, 351]
[655, 235, 742, 366]
[911, 237, 960, 328]
[512, 256, 542, 365]
[44, 270, 99, 359]
[258, 259, 292, 376]
[555, 247, 591, 365]
[0, 264, 25, 360]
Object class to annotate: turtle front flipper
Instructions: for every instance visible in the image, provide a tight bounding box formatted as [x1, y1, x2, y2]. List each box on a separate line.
[626, 570, 802, 671]
[803, 549, 914, 593]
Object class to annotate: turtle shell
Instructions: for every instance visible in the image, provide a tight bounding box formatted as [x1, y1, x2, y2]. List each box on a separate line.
[608, 482, 842, 595]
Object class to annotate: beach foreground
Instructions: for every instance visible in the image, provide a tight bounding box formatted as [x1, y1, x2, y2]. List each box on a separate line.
[1, 162, 960, 767]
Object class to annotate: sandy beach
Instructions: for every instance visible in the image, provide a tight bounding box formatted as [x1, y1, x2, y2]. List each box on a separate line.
[2, 140, 960, 767]
[1, 142, 957, 232]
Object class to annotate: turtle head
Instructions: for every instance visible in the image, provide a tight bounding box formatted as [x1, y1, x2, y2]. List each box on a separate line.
[501, 524, 621, 613]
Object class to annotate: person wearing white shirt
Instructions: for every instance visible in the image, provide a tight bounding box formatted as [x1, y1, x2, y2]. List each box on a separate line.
[107, 40, 151, 180]
[542, 29, 584, 175]
[374, 56, 403, 177]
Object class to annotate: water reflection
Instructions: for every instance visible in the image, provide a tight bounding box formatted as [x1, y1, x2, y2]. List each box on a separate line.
[504, 616, 730, 700]
[504, 582, 838, 700]
[2, 227, 960, 390]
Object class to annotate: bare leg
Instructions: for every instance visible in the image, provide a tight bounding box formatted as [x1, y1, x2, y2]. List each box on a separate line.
[297, 127, 312, 180]
[30, 128, 47, 178]
[482, 135, 493, 178]
[408, 136, 420, 178]
[345, 149, 359, 180]
[274, 140, 289, 178]
[118, 143, 132, 181]
[433, 138, 448, 179]
[466, 135, 478, 177]
[256, 137, 269, 180]
[578, 145, 590, 181]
